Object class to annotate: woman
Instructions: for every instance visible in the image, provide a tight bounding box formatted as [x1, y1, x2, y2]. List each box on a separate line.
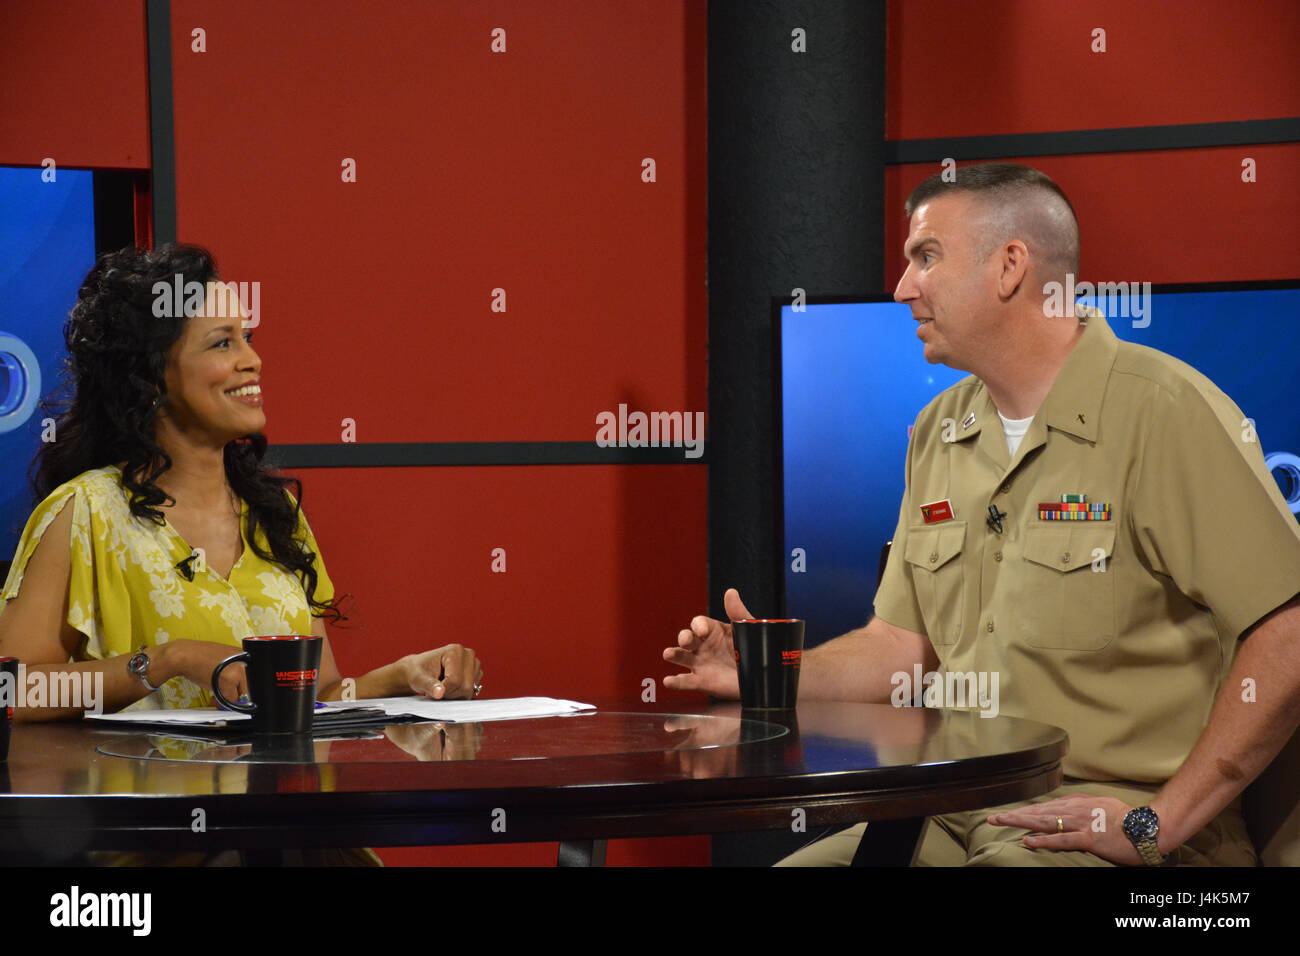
[0, 245, 483, 862]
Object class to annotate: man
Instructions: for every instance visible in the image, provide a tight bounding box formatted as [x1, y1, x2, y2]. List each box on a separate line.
[664, 163, 1300, 866]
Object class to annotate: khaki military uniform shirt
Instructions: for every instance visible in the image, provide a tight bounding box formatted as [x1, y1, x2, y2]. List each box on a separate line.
[873, 308, 1300, 783]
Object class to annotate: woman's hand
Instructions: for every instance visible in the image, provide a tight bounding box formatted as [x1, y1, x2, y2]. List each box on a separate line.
[162, 639, 248, 703]
[385, 721, 485, 761]
[400, 644, 483, 700]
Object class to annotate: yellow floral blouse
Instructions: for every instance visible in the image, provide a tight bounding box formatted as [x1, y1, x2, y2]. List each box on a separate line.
[0, 466, 334, 712]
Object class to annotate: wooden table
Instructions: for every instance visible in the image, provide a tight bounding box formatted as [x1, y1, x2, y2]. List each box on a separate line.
[0, 697, 1066, 865]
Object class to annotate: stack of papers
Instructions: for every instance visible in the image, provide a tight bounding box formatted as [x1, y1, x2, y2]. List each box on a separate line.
[85, 696, 596, 732]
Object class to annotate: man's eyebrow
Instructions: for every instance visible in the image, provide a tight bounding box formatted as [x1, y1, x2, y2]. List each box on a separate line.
[905, 237, 940, 260]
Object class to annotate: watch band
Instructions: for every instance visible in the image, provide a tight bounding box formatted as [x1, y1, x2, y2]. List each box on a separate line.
[1134, 839, 1165, 867]
[127, 649, 164, 693]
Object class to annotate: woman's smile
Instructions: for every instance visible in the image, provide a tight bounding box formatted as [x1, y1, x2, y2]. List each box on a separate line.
[224, 380, 263, 407]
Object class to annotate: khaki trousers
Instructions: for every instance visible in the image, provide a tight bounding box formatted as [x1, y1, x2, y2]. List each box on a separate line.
[776, 780, 1257, 867]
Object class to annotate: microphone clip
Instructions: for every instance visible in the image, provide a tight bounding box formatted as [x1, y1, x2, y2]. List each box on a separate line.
[175, 552, 199, 581]
[986, 505, 1007, 535]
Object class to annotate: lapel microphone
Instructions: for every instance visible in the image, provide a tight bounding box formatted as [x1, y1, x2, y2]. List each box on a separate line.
[986, 505, 1007, 534]
[175, 552, 199, 581]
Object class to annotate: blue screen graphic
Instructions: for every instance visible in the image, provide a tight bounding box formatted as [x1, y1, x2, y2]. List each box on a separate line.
[782, 290, 1300, 647]
[0, 166, 97, 560]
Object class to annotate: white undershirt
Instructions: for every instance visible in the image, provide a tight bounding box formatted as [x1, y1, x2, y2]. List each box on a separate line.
[998, 410, 1035, 457]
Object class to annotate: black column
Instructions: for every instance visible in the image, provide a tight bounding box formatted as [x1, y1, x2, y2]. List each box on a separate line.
[145, 0, 177, 245]
[707, 0, 885, 619]
[706, 0, 886, 867]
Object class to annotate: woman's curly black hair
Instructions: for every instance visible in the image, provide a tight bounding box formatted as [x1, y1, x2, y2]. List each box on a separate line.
[31, 243, 343, 623]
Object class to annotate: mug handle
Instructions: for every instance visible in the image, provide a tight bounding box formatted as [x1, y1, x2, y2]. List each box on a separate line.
[211, 653, 256, 713]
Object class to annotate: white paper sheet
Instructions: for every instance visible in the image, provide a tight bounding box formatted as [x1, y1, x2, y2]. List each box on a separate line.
[358, 696, 596, 722]
[85, 696, 595, 727]
[87, 708, 251, 726]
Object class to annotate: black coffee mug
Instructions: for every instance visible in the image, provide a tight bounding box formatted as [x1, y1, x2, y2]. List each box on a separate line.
[212, 636, 322, 735]
[0, 658, 17, 762]
[732, 619, 804, 710]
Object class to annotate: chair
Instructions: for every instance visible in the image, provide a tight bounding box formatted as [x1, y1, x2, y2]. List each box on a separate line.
[866, 540, 1300, 865]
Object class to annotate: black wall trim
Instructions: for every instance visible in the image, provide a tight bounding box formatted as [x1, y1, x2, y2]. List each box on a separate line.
[264, 442, 708, 469]
[885, 116, 1300, 165]
[144, 0, 177, 244]
[91, 170, 138, 255]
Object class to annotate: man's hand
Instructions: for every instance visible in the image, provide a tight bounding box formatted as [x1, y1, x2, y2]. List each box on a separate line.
[662, 588, 755, 699]
[987, 795, 1148, 865]
[402, 644, 483, 700]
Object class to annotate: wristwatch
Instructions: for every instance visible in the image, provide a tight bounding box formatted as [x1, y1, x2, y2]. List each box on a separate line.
[127, 648, 164, 692]
[1122, 806, 1166, 866]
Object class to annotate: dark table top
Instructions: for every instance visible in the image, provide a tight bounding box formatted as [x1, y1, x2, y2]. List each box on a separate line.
[0, 697, 1067, 854]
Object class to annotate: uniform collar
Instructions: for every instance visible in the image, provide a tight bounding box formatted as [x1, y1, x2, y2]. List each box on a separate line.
[951, 306, 1118, 464]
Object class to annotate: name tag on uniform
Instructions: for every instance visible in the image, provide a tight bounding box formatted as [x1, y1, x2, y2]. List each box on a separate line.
[920, 498, 954, 524]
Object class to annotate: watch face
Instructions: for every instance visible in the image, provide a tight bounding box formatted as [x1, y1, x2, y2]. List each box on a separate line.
[1124, 806, 1159, 840]
[128, 651, 148, 675]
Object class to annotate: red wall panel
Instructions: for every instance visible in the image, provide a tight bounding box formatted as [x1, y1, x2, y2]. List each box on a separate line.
[293, 463, 708, 865]
[0, 0, 151, 169]
[885, 144, 1300, 291]
[169, 0, 707, 444]
[295, 465, 707, 705]
[885, 0, 1300, 140]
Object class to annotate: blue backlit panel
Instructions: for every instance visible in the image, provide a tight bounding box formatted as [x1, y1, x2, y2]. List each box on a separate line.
[0, 166, 96, 558]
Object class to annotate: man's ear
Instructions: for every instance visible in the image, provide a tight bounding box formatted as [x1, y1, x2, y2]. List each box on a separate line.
[996, 239, 1031, 300]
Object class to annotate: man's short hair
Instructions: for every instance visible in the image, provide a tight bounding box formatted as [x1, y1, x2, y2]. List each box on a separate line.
[905, 162, 1081, 288]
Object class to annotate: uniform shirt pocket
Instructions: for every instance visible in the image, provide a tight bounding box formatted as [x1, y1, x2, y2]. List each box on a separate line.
[903, 521, 967, 645]
[1021, 524, 1117, 650]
